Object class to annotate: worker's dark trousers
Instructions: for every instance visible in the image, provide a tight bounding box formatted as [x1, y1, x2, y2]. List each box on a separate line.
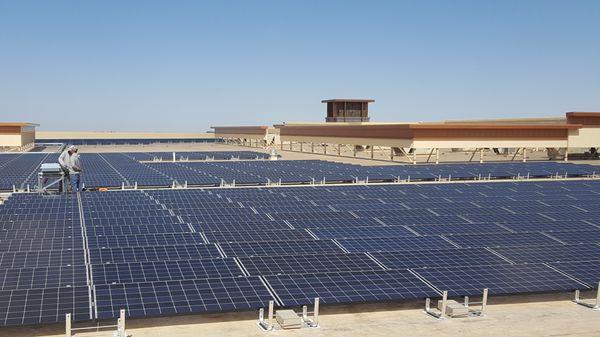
[71, 174, 81, 192]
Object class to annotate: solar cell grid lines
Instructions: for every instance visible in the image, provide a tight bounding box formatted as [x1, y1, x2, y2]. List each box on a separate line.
[0, 286, 90, 325]
[543, 230, 600, 244]
[203, 229, 313, 243]
[443, 232, 561, 248]
[94, 276, 275, 319]
[337, 236, 456, 252]
[407, 223, 510, 236]
[549, 260, 600, 286]
[0, 250, 87, 269]
[309, 226, 416, 239]
[92, 258, 244, 284]
[497, 220, 600, 233]
[88, 245, 223, 264]
[370, 249, 510, 269]
[87, 224, 193, 236]
[87, 233, 206, 249]
[238, 253, 384, 276]
[489, 244, 600, 264]
[191, 221, 292, 232]
[265, 270, 440, 307]
[376, 215, 468, 226]
[268, 211, 358, 221]
[0, 236, 84, 251]
[413, 264, 587, 297]
[287, 217, 383, 229]
[218, 240, 345, 257]
[0, 265, 87, 290]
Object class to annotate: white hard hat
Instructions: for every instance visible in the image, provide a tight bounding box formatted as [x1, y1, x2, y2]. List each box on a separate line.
[68, 145, 77, 151]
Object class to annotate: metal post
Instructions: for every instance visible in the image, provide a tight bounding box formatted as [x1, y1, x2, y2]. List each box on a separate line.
[258, 307, 266, 327]
[412, 150, 417, 164]
[564, 148, 569, 161]
[435, 148, 439, 164]
[300, 142, 303, 152]
[290, 141, 293, 151]
[280, 139, 283, 150]
[390, 147, 394, 161]
[313, 297, 320, 327]
[481, 288, 488, 315]
[480, 148, 484, 163]
[440, 291, 448, 317]
[595, 283, 600, 309]
[302, 305, 308, 321]
[119, 309, 126, 337]
[65, 313, 71, 337]
[353, 146, 357, 157]
[172, 152, 176, 162]
[268, 300, 274, 328]
[464, 296, 469, 308]
[523, 148, 527, 162]
[338, 143, 341, 156]
[324, 143, 327, 154]
[370, 146, 374, 159]
[311, 142, 314, 153]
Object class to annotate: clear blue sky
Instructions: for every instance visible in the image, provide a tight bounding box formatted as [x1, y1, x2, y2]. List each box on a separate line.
[1, 1, 599, 132]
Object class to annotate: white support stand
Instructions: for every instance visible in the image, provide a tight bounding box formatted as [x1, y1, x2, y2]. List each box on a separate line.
[425, 289, 488, 319]
[65, 313, 71, 337]
[573, 283, 600, 310]
[66, 309, 127, 337]
[258, 300, 275, 331]
[425, 291, 448, 319]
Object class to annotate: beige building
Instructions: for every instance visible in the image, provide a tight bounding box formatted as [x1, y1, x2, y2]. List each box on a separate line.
[0, 123, 38, 151]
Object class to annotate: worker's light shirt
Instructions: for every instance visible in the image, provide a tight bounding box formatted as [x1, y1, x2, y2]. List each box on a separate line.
[68, 153, 82, 174]
[58, 150, 70, 168]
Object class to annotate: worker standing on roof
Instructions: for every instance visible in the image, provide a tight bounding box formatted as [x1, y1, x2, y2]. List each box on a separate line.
[68, 148, 83, 192]
[58, 145, 76, 192]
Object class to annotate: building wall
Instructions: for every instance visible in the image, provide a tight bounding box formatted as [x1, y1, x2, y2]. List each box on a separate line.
[0, 134, 23, 147]
[568, 127, 600, 148]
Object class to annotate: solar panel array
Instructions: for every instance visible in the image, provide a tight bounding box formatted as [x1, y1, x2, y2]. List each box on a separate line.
[1, 179, 599, 326]
[1, 152, 598, 190]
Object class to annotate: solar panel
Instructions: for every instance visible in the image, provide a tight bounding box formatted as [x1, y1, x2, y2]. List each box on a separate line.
[92, 258, 244, 284]
[265, 270, 439, 306]
[544, 230, 600, 244]
[548, 260, 600, 287]
[489, 244, 600, 263]
[94, 277, 274, 319]
[407, 223, 510, 236]
[202, 229, 313, 243]
[218, 240, 344, 257]
[88, 245, 222, 264]
[87, 233, 206, 249]
[443, 232, 560, 248]
[238, 253, 383, 276]
[413, 264, 587, 296]
[309, 226, 415, 239]
[0, 250, 86, 269]
[370, 248, 509, 269]
[337, 236, 455, 252]
[0, 286, 90, 325]
[0, 265, 88, 290]
[497, 220, 600, 233]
